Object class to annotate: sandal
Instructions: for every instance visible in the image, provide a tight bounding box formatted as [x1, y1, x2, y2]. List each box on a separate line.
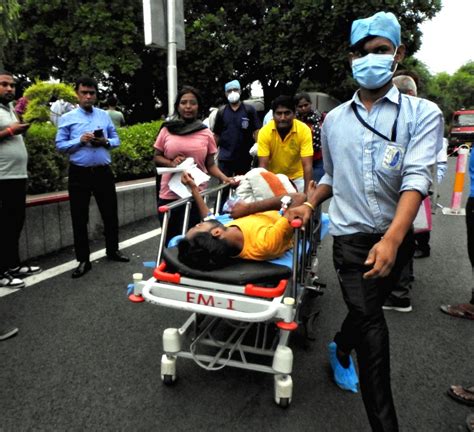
[0, 273, 25, 288]
[440, 303, 474, 320]
[466, 413, 474, 432]
[8, 265, 42, 278]
[447, 385, 474, 406]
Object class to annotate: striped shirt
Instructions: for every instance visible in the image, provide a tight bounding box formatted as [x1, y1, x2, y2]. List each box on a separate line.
[320, 85, 443, 236]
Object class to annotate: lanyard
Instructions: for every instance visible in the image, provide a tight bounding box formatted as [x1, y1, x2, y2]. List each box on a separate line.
[351, 92, 402, 142]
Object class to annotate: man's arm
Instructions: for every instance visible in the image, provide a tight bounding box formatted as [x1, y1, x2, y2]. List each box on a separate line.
[363, 190, 422, 279]
[0, 122, 29, 141]
[181, 172, 210, 219]
[258, 155, 269, 169]
[252, 129, 259, 142]
[257, 128, 270, 168]
[301, 156, 313, 192]
[230, 192, 305, 219]
[249, 105, 261, 142]
[285, 181, 332, 225]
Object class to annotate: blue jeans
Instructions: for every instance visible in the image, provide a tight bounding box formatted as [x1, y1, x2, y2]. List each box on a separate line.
[313, 159, 324, 182]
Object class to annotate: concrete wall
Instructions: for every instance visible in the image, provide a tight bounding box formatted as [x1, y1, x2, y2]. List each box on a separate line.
[20, 179, 157, 261]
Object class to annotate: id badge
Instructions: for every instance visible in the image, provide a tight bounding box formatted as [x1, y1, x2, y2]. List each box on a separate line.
[382, 143, 404, 171]
[241, 117, 249, 129]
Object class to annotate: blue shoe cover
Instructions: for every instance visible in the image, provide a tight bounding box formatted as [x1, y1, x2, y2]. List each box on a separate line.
[328, 342, 359, 393]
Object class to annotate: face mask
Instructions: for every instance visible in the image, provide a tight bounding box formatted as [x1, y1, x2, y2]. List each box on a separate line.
[227, 91, 240, 104]
[352, 53, 397, 90]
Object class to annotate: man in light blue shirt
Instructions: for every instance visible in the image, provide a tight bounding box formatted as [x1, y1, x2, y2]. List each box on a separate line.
[56, 76, 129, 279]
[287, 11, 443, 432]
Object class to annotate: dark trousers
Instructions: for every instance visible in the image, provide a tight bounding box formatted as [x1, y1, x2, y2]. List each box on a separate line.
[218, 157, 252, 177]
[0, 179, 27, 273]
[414, 231, 430, 254]
[332, 232, 414, 432]
[157, 197, 201, 246]
[68, 164, 119, 262]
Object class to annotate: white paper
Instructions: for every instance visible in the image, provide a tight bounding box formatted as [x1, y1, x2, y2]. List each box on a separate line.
[168, 165, 211, 198]
[156, 157, 195, 175]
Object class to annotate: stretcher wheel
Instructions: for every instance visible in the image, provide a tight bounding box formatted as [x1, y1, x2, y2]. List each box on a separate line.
[162, 374, 176, 386]
[274, 374, 293, 408]
[161, 354, 177, 385]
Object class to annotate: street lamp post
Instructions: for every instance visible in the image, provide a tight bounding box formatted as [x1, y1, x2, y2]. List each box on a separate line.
[166, 0, 177, 117]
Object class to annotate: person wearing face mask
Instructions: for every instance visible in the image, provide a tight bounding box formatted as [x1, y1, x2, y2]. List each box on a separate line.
[213, 80, 261, 178]
[285, 11, 443, 432]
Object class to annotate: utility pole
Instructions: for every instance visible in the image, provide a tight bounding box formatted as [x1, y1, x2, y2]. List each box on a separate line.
[166, 0, 177, 117]
[142, 0, 185, 117]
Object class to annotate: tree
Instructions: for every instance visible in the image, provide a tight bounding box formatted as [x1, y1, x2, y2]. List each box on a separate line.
[181, 0, 442, 107]
[6, 0, 442, 119]
[425, 62, 474, 121]
[22, 80, 77, 123]
[6, 0, 167, 123]
[0, 0, 20, 69]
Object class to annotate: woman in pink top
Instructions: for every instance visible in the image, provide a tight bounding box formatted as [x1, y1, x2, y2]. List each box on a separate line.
[154, 86, 232, 242]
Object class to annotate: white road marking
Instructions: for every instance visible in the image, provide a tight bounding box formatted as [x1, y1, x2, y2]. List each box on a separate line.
[0, 228, 161, 297]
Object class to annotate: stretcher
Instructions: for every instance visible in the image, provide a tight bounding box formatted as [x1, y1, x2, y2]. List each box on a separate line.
[129, 184, 329, 407]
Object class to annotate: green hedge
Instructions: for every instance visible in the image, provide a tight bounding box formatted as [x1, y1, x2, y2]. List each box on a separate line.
[25, 120, 162, 194]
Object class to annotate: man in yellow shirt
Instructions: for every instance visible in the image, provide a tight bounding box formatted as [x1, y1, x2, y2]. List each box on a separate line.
[177, 172, 307, 270]
[257, 95, 313, 192]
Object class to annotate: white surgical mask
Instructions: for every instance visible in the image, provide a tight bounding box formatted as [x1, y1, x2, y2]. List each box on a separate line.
[227, 91, 240, 104]
[352, 53, 397, 90]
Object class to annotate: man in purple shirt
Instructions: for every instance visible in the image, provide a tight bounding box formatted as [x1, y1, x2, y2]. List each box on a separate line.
[56, 76, 129, 279]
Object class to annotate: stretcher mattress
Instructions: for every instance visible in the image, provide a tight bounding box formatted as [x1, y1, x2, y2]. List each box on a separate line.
[162, 247, 292, 285]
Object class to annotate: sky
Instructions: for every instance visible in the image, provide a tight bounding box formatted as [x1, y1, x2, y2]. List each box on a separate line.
[415, 0, 474, 75]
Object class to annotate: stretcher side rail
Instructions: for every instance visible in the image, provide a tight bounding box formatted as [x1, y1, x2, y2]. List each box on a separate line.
[141, 279, 294, 323]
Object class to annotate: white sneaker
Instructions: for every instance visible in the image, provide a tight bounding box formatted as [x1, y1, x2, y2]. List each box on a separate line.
[8, 265, 42, 278]
[0, 273, 25, 288]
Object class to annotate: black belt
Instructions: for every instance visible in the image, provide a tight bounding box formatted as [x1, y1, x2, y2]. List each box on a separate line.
[70, 163, 110, 172]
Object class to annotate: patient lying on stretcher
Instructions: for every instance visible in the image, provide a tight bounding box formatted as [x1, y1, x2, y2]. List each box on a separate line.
[177, 172, 313, 270]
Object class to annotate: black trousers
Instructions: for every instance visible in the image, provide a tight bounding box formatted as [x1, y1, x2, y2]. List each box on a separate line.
[0, 179, 27, 273]
[68, 164, 119, 262]
[332, 232, 414, 432]
[414, 231, 430, 254]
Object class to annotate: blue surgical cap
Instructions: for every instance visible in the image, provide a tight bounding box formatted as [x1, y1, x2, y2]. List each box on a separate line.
[350, 12, 401, 48]
[224, 80, 241, 92]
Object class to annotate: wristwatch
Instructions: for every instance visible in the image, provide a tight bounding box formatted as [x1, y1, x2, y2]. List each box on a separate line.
[279, 195, 292, 215]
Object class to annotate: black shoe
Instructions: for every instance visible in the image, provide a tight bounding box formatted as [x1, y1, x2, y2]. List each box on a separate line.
[106, 250, 130, 263]
[383, 295, 413, 312]
[72, 261, 92, 279]
[413, 249, 430, 259]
